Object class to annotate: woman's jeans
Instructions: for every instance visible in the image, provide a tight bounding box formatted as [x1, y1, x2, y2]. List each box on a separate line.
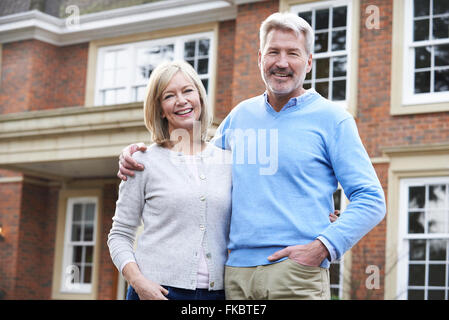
[126, 285, 225, 300]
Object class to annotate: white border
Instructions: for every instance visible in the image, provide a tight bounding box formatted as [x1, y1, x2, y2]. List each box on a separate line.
[402, 0, 449, 106]
[60, 197, 98, 294]
[397, 176, 449, 300]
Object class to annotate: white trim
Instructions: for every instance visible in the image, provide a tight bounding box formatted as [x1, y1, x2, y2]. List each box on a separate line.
[402, 0, 449, 106]
[60, 197, 98, 294]
[0, 1, 236, 46]
[94, 31, 215, 107]
[397, 176, 449, 300]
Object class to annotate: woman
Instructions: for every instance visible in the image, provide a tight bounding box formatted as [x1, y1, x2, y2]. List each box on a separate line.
[107, 60, 232, 300]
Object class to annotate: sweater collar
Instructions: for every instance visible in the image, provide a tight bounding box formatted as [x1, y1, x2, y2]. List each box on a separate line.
[263, 88, 319, 115]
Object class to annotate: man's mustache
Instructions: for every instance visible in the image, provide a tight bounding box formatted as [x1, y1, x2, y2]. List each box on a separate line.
[269, 68, 293, 76]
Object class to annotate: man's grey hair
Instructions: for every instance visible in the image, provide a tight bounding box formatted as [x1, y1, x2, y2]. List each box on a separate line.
[259, 12, 314, 55]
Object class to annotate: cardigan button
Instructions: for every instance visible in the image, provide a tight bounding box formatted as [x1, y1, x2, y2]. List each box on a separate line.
[199, 174, 206, 180]
[199, 195, 206, 201]
[210, 282, 215, 288]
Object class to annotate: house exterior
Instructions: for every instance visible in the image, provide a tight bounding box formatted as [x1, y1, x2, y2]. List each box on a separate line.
[0, 0, 448, 300]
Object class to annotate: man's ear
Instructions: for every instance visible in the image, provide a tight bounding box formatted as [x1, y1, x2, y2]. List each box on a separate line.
[306, 53, 313, 73]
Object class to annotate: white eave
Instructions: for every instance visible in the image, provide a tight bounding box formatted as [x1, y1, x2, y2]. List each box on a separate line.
[0, 0, 248, 46]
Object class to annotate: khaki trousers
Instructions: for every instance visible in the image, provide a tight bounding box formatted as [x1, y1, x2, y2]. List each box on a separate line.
[225, 259, 331, 300]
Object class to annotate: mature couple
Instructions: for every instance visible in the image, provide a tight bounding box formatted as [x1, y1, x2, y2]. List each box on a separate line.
[107, 12, 386, 300]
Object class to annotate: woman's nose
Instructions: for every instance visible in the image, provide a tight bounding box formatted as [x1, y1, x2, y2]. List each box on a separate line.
[175, 93, 188, 105]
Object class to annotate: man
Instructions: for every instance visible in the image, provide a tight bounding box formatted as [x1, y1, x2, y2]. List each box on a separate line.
[117, 12, 386, 300]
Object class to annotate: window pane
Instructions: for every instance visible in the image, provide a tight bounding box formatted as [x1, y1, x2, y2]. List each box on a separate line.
[429, 240, 447, 260]
[201, 79, 208, 93]
[435, 45, 449, 67]
[186, 59, 195, 69]
[303, 82, 312, 89]
[332, 30, 346, 51]
[298, 11, 312, 26]
[329, 263, 340, 285]
[409, 211, 425, 233]
[102, 70, 114, 87]
[415, 47, 431, 69]
[72, 246, 83, 264]
[137, 44, 174, 81]
[333, 190, 342, 211]
[71, 223, 82, 242]
[315, 81, 329, 98]
[333, 6, 347, 28]
[409, 186, 425, 208]
[85, 204, 95, 222]
[428, 264, 446, 286]
[410, 239, 427, 260]
[198, 58, 209, 75]
[428, 290, 445, 300]
[414, 19, 429, 41]
[73, 204, 82, 221]
[116, 88, 128, 104]
[332, 80, 346, 101]
[116, 50, 128, 69]
[115, 69, 127, 86]
[408, 289, 425, 300]
[83, 266, 92, 284]
[432, 17, 449, 40]
[103, 90, 115, 105]
[316, 58, 329, 79]
[434, 69, 449, 92]
[198, 39, 210, 56]
[184, 41, 195, 58]
[315, 9, 329, 30]
[408, 264, 425, 286]
[84, 223, 94, 242]
[333, 56, 347, 77]
[433, 0, 449, 15]
[85, 246, 94, 263]
[414, 0, 430, 17]
[314, 32, 328, 53]
[103, 51, 115, 69]
[414, 71, 431, 93]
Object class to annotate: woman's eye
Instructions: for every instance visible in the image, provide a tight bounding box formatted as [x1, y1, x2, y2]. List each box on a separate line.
[163, 94, 174, 100]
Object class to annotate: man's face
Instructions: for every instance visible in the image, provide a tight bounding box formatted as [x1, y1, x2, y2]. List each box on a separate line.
[258, 28, 312, 99]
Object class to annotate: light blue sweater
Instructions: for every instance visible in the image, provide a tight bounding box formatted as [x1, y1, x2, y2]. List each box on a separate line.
[211, 89, 386, 268]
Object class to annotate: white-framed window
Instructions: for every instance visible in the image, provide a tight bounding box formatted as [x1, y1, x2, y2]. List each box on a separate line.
[330, 187, 348, 299]
[291, 0, 352, 107]
[60, 197, 98, 294]
[403, 0, 449, 105]
[95, 32, 214, 106]
[397, 177, 449, 300]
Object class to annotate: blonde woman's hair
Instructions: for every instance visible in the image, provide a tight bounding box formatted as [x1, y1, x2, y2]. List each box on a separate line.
[259, 12, 314, 55]
[143, 60, 211, 145]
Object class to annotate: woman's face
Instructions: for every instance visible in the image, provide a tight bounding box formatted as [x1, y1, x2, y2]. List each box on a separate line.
[160, 71, 202, 135]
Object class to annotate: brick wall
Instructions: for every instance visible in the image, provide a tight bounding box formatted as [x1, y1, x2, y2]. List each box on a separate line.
[0, 181, 22, 299]
[0, 40, 88, 115]
[97, 183, 119, 300]
[231, 0, 278, 108]
[214, 20, 236, 121]
[13, 182, 57, 299]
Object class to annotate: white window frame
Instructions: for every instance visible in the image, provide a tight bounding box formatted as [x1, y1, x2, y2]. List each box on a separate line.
[291, 0, 352, 109]
[402, 0, 449, 105]
[397, 177, 449, 300]
[94, 31, 214, 106]
[60, 197, 98, 294]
